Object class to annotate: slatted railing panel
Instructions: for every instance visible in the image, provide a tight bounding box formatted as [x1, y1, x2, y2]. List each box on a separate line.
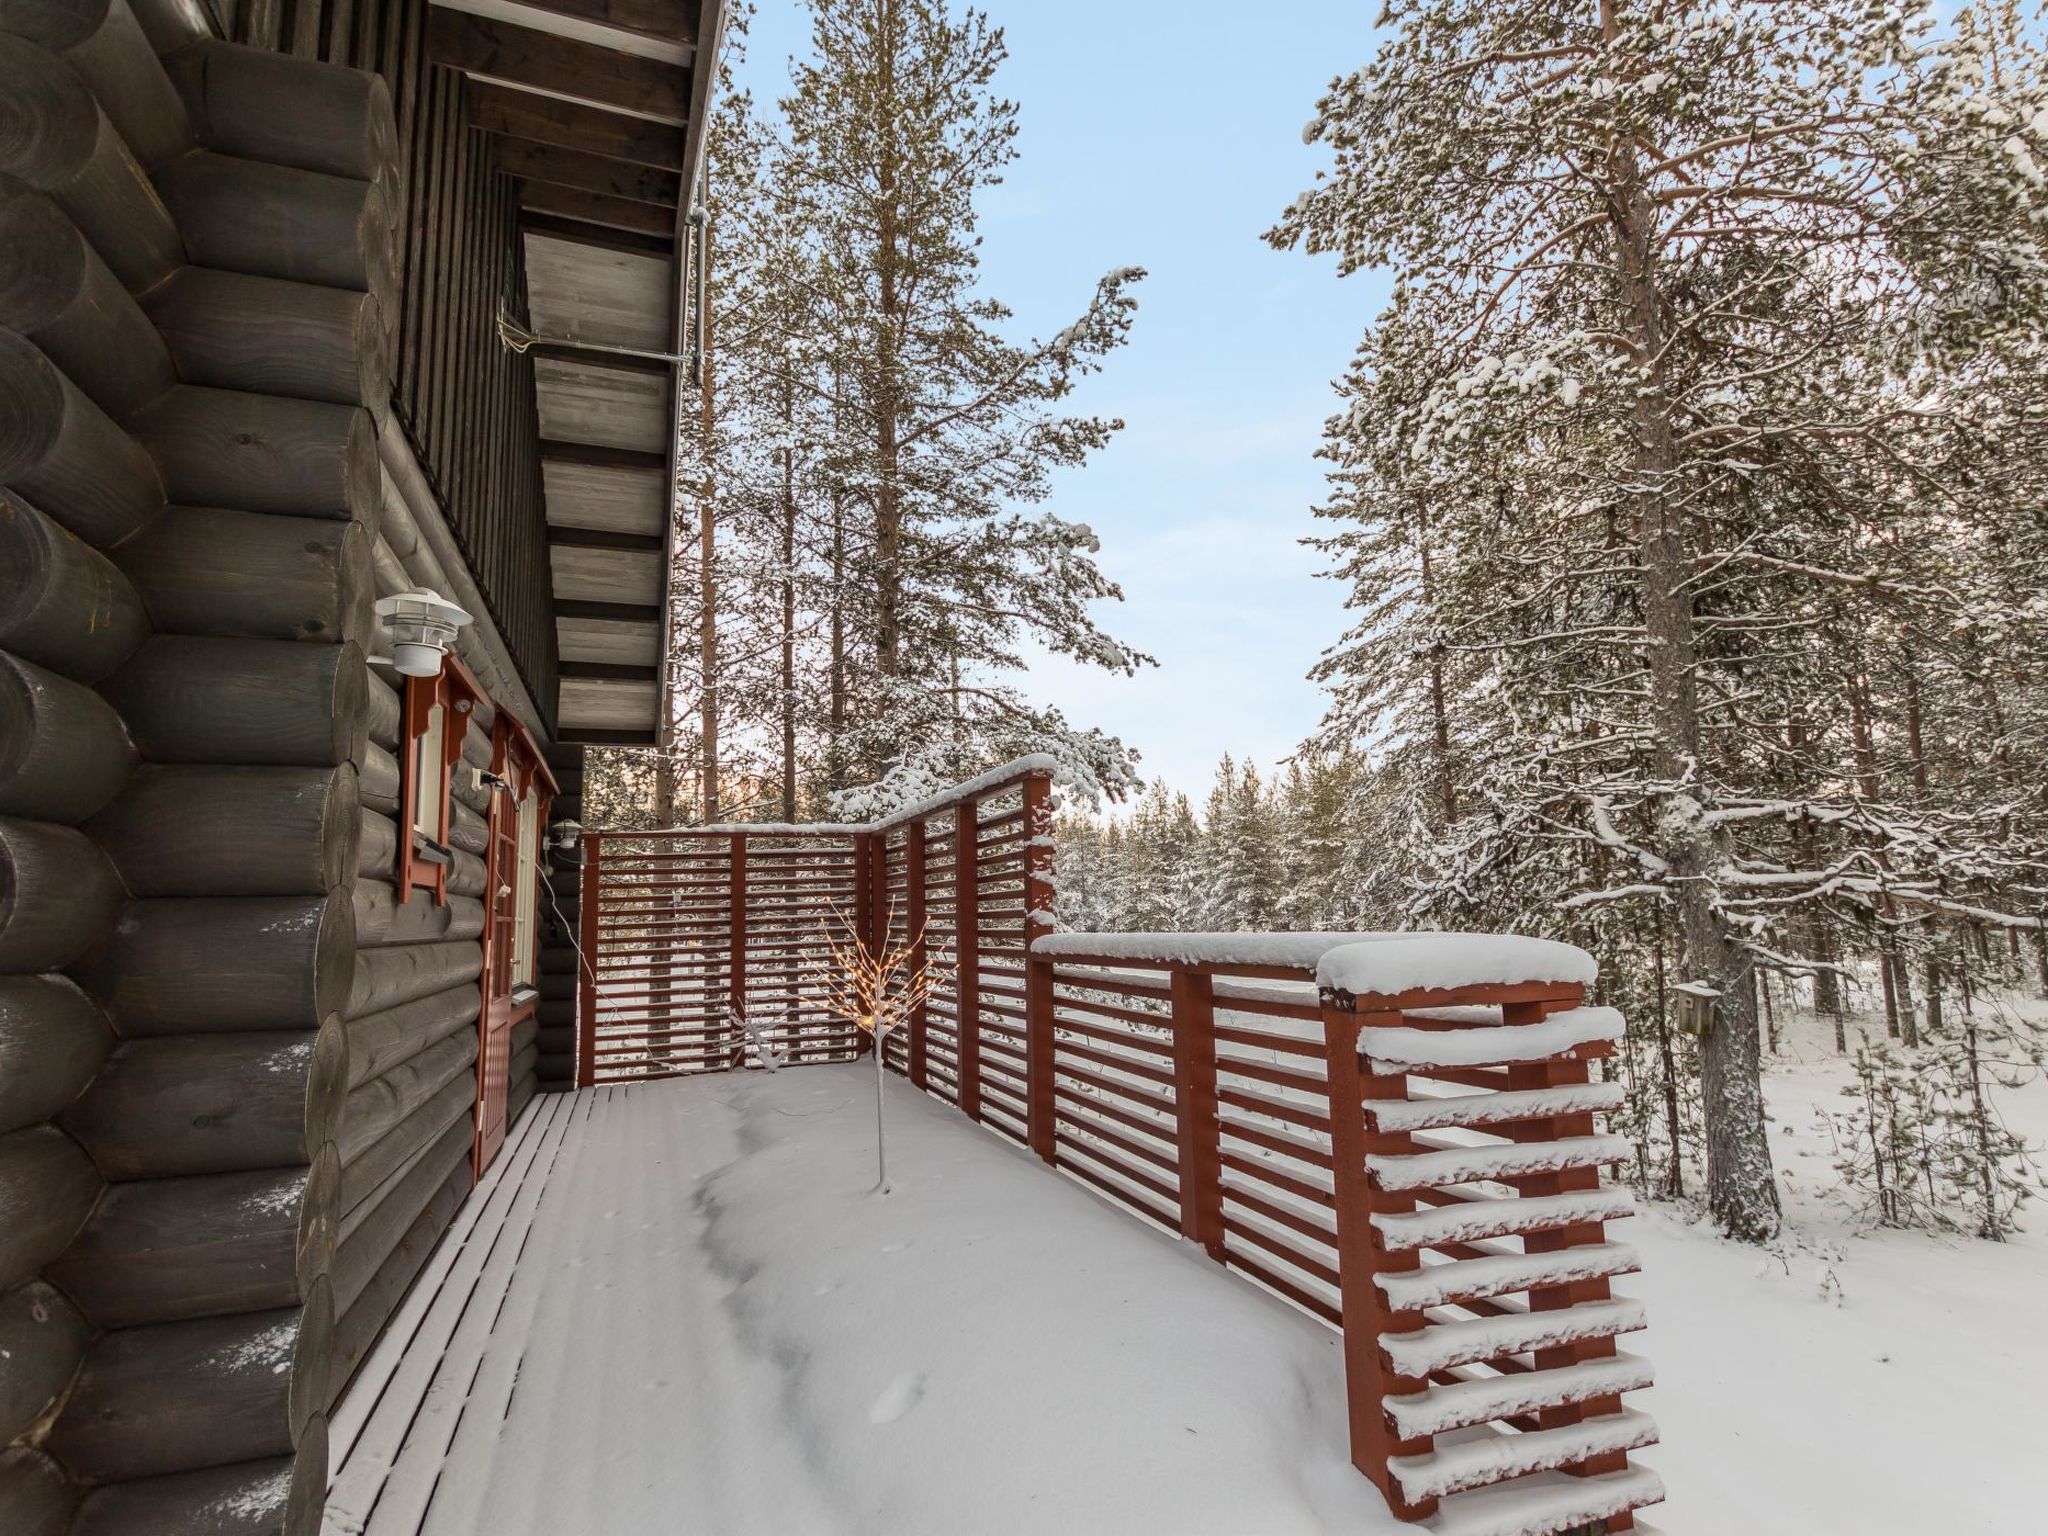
[736, 837, 862, 1065]
[583, 834, 736, 1081]
[917, 811, 963, 1106]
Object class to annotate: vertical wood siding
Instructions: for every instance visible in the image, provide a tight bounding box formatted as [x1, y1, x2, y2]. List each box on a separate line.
[231, 0, 561, 729]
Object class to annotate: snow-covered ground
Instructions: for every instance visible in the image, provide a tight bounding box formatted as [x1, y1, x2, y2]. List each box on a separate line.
[1628, 988, 2047, 1535]
[331, 995, 2043, 1535]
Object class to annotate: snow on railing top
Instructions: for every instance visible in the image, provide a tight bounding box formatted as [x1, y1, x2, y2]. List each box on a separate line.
[664, 755, 1066, 838]
[1358, 1005, 1624, 1071]
[1030, 931, 1402, 968]
[1316, 933, 1597, 1000]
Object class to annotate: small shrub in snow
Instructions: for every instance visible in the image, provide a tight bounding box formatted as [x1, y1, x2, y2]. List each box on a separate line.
[811, 902, 952, 1192]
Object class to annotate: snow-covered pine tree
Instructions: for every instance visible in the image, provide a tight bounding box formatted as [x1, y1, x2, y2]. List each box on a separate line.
[776, 0, 1152, 809]
[1272, 0, 2048, 1240]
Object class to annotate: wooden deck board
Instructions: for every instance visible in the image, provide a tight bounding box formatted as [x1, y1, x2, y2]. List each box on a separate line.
[326, 1092, 576, 1533]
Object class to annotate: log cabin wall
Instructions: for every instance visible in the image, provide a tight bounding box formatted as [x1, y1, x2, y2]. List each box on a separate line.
[209, 0, 561, 730]
[0, 2, 562, 1529]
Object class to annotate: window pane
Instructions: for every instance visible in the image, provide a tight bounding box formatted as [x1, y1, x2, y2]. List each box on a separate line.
[513, 791, 539, 985]
[413, 701, 446, 839]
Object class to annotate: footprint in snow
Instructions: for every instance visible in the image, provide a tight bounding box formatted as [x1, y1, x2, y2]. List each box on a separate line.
[867, 1372, 926, 1425]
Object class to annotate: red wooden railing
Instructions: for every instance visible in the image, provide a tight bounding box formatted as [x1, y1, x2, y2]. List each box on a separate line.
[576, 765, 1664, 1534]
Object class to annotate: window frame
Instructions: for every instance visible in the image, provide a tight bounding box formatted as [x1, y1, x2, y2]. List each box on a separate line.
[398, 655, 485, 907]
[490, 708, 558, 1001]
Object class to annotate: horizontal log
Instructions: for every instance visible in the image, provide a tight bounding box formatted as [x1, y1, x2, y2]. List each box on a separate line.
[157, 152, 395, 312]
[358, 807, 396, 881]
[508, 1037, 537, 1088]
[61, 103, 182, 290]
[535, 1049, 574, 1082]
[146, 268, 389, 415]
[330, 1112, 467, 1313]
[0, 815, 123, 970]
[61, 1021, 346, 1177]
[507, 1061, 537, 1123]
[49, 1147, 338, 1327]
[328, 1158, 464, 1407]
[357, 738, 398, 815]
[0, 328, 163, 551]
[342, 979, 476, 1089]
[74, 891, 354, 1036]
[0, 972, 112, 1134]
[340, 1064, 471, 1221]
[0, 489, 147, 680]
[460, 713, 494, 772]
[0, 1123, 101, 1291]
[448, 794, 487, 855]
[129, 387, 377, 522]
[0, 1446, 73, 1536]
[450, 769, 490, 819]
[0, 177, 174, 420]
[365, 669, 400, 749]
[89, 764, 359, 896]
[0, 32, 101, 184]
[0, 38, 180, 289]
[348, 978, 479, 1097]
[351, 879, 483, 949]
[511, 1013, 538, 1058]
[71, 1443, 327, 1536]
[0, 650, 135, 822]
[345, 939, 481, 1020]
[47, 1280, 331, 1481]
[38, 0, 193, 173]
[118, 505, 374, 645]
[101, 636, 368, 767]
[165, 37, 398, 192]
[0, 1278, 90, 1445]
[448, 846, 487, 898]
[339, 1025, 476, 1168]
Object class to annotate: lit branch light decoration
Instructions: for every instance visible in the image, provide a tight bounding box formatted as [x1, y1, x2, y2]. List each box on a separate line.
[812, 901, 952, 1193]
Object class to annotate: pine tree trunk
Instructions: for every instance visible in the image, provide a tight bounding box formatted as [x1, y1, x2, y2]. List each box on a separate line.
[870, 0, 907, 687]
[780, 369, 799, 824]
[1603, 30, 1777, 1238]
[697, 221, 720, 823]
[1652, 908, 1683, 1198]
[1892, 942, 1919, 1048]
[1418, 513, 1455, 827]
[828, 487, 848, 793]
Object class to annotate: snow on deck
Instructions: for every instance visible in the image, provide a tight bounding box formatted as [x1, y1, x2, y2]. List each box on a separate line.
[322, 1068, 1399, 1535]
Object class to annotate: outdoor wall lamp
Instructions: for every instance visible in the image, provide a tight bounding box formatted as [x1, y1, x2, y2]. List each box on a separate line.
[373, 589, 473, 677]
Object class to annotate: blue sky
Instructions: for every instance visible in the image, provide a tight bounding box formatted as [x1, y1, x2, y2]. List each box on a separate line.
[733, 2, 1390, 798]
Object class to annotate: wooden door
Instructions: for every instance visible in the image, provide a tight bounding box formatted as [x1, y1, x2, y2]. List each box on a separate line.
[475, 764, 522, 1174]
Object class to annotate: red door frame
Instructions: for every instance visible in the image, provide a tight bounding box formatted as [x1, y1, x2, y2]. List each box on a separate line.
[475, 710, 556, 1175]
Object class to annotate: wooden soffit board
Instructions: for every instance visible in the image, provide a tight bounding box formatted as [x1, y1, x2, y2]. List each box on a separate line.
[541, 456, 666, 534]
[549, 544, 662, 606]
[534, 356, 670, 453]
[559, 615, 661, 667]
[524, 233, 672, 352]
[559, 674, 660, 730]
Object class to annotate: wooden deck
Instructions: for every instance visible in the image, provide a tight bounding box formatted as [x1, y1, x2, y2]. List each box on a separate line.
[321, 1078, 823, 1535]
[323, 1090, 585, 1535]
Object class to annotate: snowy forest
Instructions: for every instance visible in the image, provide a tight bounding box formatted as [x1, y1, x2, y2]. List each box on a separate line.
[591, 0, 2048, 1248]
